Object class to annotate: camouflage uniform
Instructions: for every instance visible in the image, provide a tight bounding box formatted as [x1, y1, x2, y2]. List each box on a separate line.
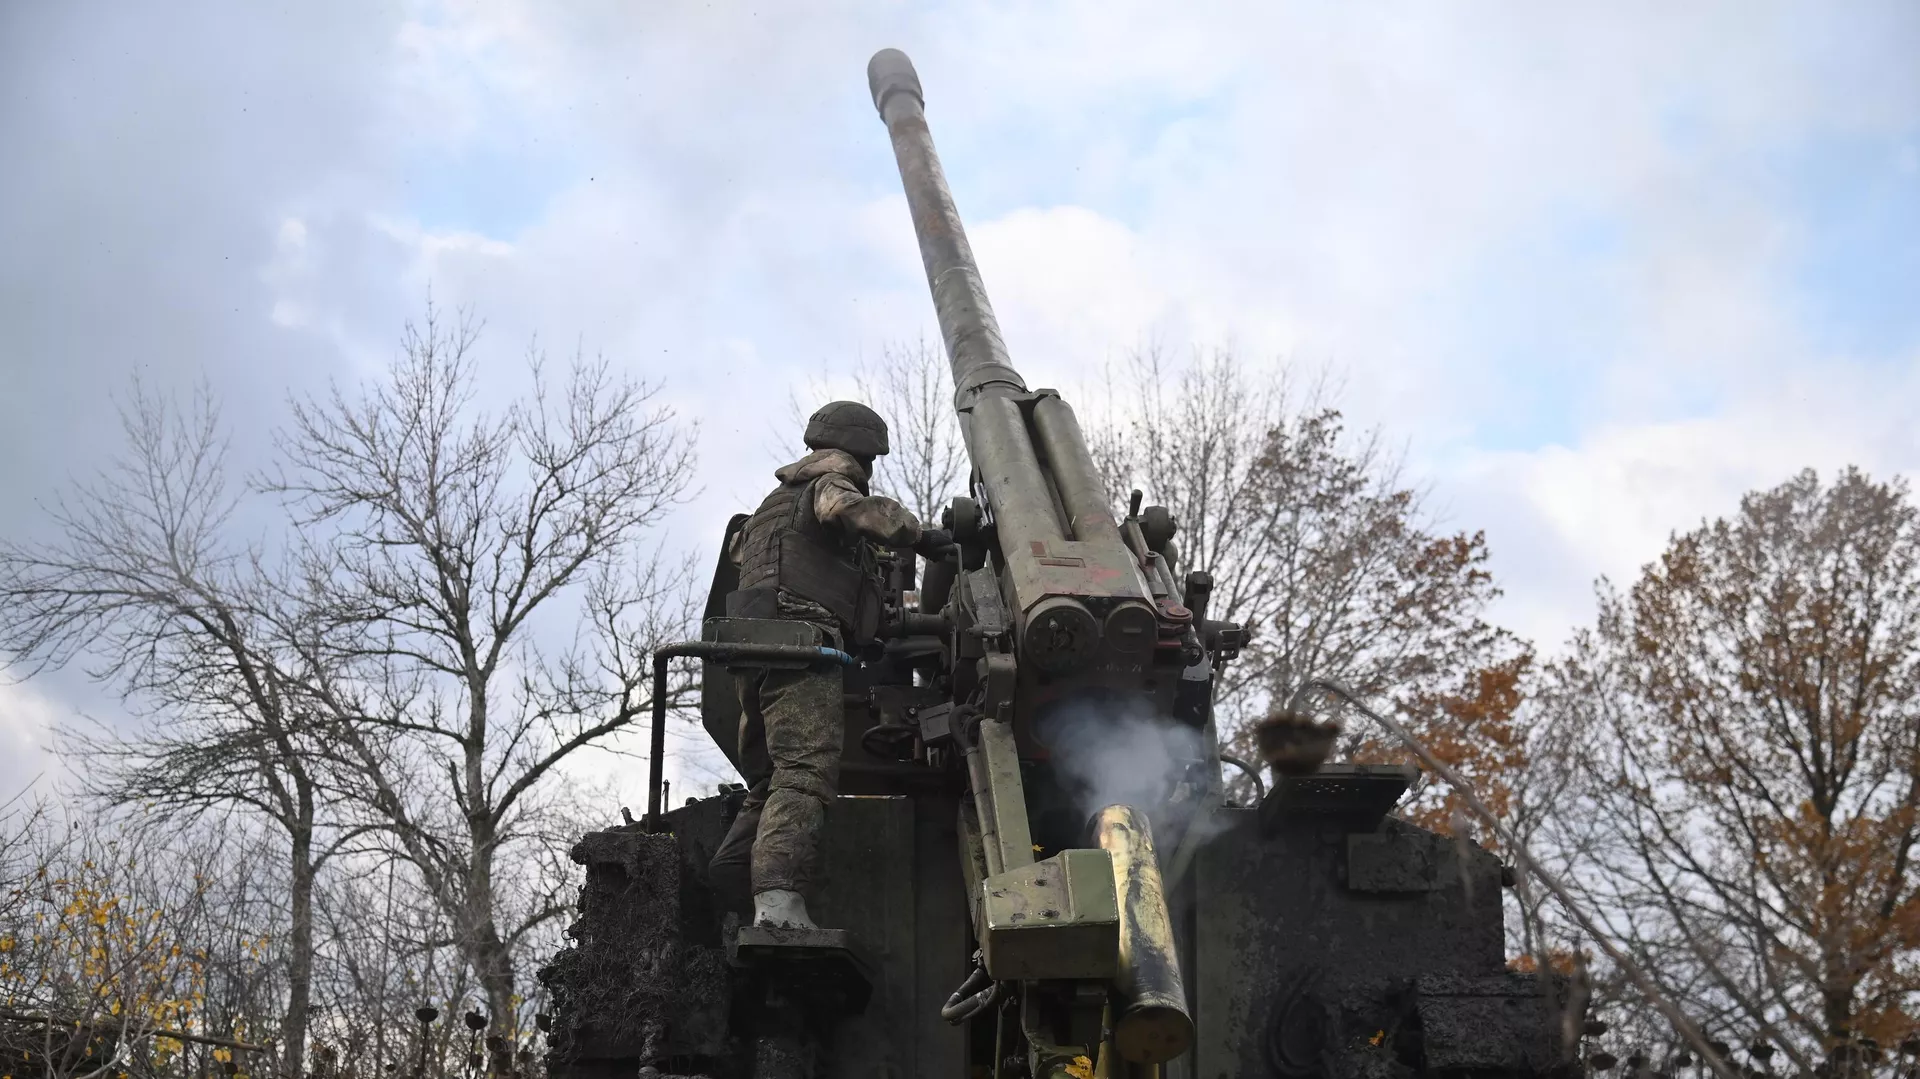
[710, 447, 921, 901]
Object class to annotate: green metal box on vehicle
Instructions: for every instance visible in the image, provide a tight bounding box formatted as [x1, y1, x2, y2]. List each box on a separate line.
[980, 849, 1119, 981]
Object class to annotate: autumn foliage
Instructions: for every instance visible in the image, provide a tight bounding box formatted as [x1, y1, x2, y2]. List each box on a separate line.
[1089, 349, 1533, 831]
[0, 813, 271, 1079]
[1541, 468, 1920, 1071]
[5, 325, 1919, 1079]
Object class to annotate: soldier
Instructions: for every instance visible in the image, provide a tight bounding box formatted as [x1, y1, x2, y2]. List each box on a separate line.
[711, 401, 953, 930]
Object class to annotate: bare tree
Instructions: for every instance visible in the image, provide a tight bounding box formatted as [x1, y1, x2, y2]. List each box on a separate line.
[0, 384, 365, 1078]
[1089, 347, 1530, 829]
[785, 335, 970, 525]
[853, 335, 970, 524]
[1547, 468, 1920, 1071]
[272, 306, 697, 1037]
[306, 848, 505, 1079]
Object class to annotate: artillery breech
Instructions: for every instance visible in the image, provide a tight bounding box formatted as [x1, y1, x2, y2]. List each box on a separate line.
[1093, 804, 1193, 1065]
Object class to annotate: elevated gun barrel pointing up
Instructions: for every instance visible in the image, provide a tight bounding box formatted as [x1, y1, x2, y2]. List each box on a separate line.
[867, 49, 1122, 556]
[867, 48, 1027, 412]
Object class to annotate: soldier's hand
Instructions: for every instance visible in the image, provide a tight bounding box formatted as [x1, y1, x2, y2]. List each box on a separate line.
[914, 527, 956, 559]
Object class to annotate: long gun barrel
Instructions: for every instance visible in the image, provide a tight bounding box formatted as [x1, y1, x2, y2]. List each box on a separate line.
[867, 46, 1196, 1077]
[866, 49, 1149, 678]
[867, 49, 1027, 413]
[868, 49, 1098, 561]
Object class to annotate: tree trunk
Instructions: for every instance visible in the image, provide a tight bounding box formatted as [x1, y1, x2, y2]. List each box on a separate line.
[465, 804, 516, 1039]
[283, 795, 316, 1079]
[474, 921, 517, 1046]
[1821, 968, 1857, 1074]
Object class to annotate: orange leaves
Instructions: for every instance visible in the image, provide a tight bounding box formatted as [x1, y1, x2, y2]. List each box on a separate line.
[1356, 652, 1534, 837]
[1508, 950, 1581, 976]
[0, 830, 247, 1058]
[1572, 467, 1920, 1053]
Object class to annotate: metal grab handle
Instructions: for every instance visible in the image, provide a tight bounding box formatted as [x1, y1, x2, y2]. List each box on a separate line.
[646, 641, 853, 830]
[1218, 753, 1266, 804]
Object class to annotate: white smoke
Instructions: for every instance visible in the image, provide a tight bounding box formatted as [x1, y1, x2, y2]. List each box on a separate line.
[1037, 695, 1233, 864]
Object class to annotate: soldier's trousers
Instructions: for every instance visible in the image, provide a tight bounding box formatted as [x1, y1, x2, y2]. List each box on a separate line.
[709, 664, 845, 897]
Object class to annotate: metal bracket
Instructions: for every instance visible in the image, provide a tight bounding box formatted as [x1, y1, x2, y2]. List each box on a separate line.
[978, 652, 1017, 717]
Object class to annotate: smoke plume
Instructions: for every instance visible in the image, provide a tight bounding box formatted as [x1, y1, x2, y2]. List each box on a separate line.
[1037, 695, 1230, 860]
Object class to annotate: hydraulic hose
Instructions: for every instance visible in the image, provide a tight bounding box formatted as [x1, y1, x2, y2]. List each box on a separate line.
[940, 955, 997, 1024]
[1217, 753, 1265, 804]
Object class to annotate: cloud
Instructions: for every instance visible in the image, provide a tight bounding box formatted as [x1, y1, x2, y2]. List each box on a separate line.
[0, 679, 71, 799]
[3, 0, 1917, 799]
[1448, 352, 1920, 644]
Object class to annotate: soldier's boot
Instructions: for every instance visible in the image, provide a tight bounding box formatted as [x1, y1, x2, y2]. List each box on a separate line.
[753, 888, 818, 929]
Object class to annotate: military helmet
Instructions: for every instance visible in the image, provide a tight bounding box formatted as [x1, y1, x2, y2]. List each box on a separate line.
[804, 400, 890, 458]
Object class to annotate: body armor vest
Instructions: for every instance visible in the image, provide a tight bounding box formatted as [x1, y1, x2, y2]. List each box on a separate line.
[728, 476, 883, 643]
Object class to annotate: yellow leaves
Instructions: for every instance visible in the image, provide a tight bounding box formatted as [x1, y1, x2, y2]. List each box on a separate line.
[2, 843, 268, 1052]
[1063, 1055, 1093, 1079]
[212, 1048, 233, 1064]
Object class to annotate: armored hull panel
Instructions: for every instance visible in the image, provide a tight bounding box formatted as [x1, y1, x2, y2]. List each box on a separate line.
[543, 770, 1574, 1078]
[544, 793, 972, 1079]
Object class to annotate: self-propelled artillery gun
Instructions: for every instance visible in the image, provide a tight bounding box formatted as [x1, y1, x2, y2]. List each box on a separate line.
[539, 49, 1582, 1079]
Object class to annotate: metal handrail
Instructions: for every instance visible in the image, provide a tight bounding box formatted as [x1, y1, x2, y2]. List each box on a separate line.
[645, 641, 853, 829]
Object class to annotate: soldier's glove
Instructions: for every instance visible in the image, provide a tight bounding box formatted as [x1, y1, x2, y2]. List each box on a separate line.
[913, 528, 956, 559]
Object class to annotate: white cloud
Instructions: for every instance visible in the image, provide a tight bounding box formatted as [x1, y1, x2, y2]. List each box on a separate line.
[8, 0, 1917, 803]
[1450, 351, 1920, 644]
[334, 0, 1916, 657]
[0, 679, 71, 799]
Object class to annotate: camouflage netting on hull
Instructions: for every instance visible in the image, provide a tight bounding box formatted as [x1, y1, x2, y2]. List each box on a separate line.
[539, 826, 731, 1079]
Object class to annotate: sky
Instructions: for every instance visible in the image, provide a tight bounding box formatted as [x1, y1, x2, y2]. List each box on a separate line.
[2, 1, 1917, 804]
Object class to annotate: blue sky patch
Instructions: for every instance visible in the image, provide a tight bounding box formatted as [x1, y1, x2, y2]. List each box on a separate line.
[397, 137, 577, 238]
[1785, 132, 1920, 360]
